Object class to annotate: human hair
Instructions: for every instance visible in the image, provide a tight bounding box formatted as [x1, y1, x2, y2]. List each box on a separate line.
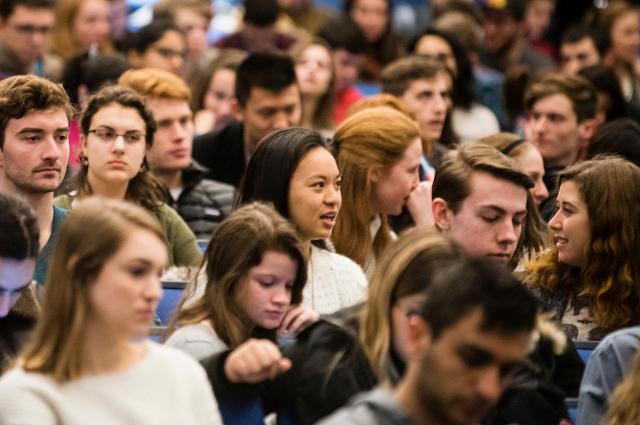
[348, 94, 432, 159]
[592, 1, 640, 61]
[432, 143, 534, 268]
[578, 64, 627, 122]
[125, 20, 182, 55]
[0, 0, 54, 19]
[169, 203, 307, 348]
[474, 133, 548, 256]
[409, 28, 475, 108]
[603, 350, 640, 425]
[587, 119, 640, 166]
[235, 52, 297, 107]
[526, 157, 640, 330]
[81, 55, 132, 94]
[19, 197, 166, 383]
[118, 67, 191, 102]
[153, 0, 213, 22]
[191, 49, 246, 111]
[237, 128, 332, 220]
[50, 0, 114, 60]
[381, 55, 452, 98]
[318, 15, 367, 55]
[0, 193, 39, 260]
[0, 75, 73, 149]
[243, 0, 278, 26]
[292, 38, 336, 131]
[332, 106, 420, 268]
[359, 228, 464, 382]
[524, 72, 598, 123]
[422, 256, 538, 339]
[344, 0, 400, 68]
[75, 85, 165, 210]
[561, 25, 601, 54]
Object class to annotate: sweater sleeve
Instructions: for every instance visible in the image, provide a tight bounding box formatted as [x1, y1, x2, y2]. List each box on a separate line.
[155, 204, 202, 267]
[0, 371, 59, 425]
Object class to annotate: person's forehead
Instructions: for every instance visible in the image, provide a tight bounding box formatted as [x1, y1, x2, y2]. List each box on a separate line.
[532, 92, 576, 116]
[562, 37, 597, 53]
[246, 85, 300, 107]
[7, 5, 54, 22]
[463, 171, 527, 211]
[7, 108, 69, 130]
[438, 308, 531, 360]
[147, 97, 190, 115]
[408, 74, 452, 91]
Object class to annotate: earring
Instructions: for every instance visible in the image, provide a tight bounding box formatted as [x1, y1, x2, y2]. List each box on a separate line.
[139, 161, 148, 173]
[79, 154, 88, 166]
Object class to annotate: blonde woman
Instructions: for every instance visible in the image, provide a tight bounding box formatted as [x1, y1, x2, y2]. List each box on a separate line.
[0, 197, 221, 424]
[332, 106, 430, 276]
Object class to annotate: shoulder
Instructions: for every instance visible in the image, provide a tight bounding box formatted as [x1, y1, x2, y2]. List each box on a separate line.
[312, 246, 367, 279]
[53, 194, 73, 210]
[166, 323, 228, 360]
[0, 369, 61, 424]
[316, 388, 408, 425]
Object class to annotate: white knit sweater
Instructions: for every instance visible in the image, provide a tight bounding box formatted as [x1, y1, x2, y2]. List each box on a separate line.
[0, 342, 222, 425]
[303, 244, 368, 315]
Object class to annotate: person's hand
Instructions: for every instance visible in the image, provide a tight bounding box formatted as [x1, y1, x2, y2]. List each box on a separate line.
[407, 180, 434, 228]
[224, 339, 292, 384]
[279, 304, 319, 334]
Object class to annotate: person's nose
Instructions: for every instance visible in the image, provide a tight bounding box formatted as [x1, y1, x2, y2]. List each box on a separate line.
[144, 276, 163, 304]
[111, 134, 126, 152]
[324, 183, 341, 208]
[476, 367, 503, 405]
[533, 180, 549, 206]
[548, 209, 562, 230]
[497, 218, 517, 246]
[272, 285, 290, 307]
[41, 135, 62, 162]
[272, 112, 292, 130]
[564, 59, 580, 75]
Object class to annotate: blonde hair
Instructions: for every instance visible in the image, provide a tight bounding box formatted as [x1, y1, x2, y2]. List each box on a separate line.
[359, 228, 463, 383]
[19, 198, 166, 383]
[50, 0, 114, 60]
[168, 203, 307, 348]
[332, 106, 420, 268]
[119, 68, 192, 102]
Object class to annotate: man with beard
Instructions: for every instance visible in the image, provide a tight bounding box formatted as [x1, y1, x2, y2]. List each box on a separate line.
[317, 257, 537, 425]
[0, 75, 73, 285]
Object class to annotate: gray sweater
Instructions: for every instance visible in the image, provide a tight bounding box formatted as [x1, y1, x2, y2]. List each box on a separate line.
[315, 388, 413, 425]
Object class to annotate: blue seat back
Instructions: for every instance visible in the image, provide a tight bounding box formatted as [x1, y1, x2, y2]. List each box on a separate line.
[565, 398, 578, 424]
[575, 340, 599, 364]
[157, 281, 186, 325]
[217, 397, 265, 425]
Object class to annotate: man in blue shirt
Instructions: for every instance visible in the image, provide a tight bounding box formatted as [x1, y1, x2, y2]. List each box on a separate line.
[0, 74, 73, 285]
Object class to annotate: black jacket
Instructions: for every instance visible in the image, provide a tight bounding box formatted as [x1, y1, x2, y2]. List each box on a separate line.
[193, 122, 246, 187]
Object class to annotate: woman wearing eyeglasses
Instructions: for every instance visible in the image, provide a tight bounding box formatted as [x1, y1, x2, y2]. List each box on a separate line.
[127, 20, 188, 77]
[54, 85, 201, 267]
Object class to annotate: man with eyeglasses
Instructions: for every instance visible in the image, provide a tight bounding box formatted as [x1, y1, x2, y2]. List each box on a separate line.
[0, 75, 73, 286]
[0, 0, 62, 81]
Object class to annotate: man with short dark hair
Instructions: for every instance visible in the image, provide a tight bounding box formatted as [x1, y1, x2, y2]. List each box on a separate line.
[559, 26, 601, 75]
[0, 75, 73, 285]
[524, 72, 598, 218]
[382, 56, 454, 169]
[431, 143, 533, 268]
[318, 15, 367, 124]
[119, 68, 235, 239]
[193, 52, 301, 187]
[318, 257, 538, 425]
[0, 0, 61, 80]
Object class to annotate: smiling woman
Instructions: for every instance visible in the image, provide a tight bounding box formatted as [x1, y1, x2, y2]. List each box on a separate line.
[54, 85, 202, 267]
[0, 197, 222, 425]
[525, 156, 640, 341]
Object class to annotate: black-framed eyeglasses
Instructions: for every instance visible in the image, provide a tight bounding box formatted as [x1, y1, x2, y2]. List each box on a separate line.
[88, 128, 145, 144]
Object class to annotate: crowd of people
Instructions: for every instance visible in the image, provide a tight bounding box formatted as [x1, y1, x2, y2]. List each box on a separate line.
[1, 0, 640, 424]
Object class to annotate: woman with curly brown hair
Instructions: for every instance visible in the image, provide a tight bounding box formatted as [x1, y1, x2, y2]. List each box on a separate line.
[525, 156, 640, 341]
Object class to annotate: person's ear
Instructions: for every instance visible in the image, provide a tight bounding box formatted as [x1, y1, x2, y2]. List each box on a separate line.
[432, 197, 451, 231]
[370, 167, 382, 184]
[579, 118, 598, 143]
[127, 50, 142, 68]
[232, 99, 243, 122]
[406, 316, 432, 359]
